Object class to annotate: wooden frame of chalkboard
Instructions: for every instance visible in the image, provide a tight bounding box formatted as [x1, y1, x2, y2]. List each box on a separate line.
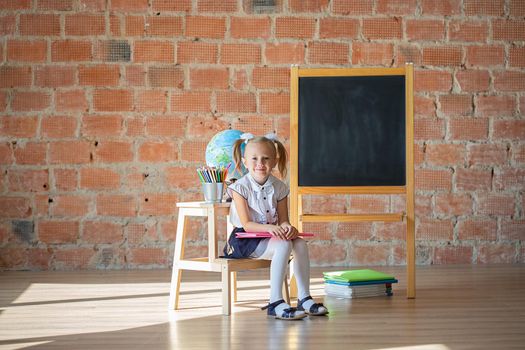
[289, 64, 415, 298]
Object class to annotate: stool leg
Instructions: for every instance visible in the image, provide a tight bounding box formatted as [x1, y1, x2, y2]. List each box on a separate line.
[222, 265, 231, 315]
[169, 209, 188, 310]
[169, 268, 182, 310]
[232, 271, 237, 303]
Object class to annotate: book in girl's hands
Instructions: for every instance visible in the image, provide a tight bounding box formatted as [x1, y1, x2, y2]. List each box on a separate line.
[235, 232, 314, 238]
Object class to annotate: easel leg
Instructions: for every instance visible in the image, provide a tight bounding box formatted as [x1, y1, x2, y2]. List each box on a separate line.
[289, 271, 298, 300]
[407, 215, 416, 298]
[406, 62, 416, 299]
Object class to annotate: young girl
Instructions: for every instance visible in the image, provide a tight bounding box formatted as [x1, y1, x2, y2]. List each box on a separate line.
[223, 132, 328, 320]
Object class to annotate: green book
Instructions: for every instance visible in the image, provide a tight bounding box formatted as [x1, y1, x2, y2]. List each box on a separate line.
[323, 269, 396, 283]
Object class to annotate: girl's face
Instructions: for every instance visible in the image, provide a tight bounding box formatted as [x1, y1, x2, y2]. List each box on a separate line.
[242, 141, 277, 184]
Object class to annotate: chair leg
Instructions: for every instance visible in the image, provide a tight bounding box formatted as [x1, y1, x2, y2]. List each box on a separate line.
[283, 274, 290, 304]
[222, 265, 231, 315]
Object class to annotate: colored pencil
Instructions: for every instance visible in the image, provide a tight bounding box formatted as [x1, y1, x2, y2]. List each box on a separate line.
[197, 165, 230, 183]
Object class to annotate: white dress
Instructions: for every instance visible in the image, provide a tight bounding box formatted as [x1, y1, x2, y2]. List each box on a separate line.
[223, 173, 289, 258]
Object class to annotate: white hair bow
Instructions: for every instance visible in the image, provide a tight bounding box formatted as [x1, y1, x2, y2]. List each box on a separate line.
[240, 132, 254, 144]
[265, 132, 277, 141]
[240, 132, 277, 144]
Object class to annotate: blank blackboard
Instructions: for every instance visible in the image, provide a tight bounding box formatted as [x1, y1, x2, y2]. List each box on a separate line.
[298, 75, 406, 187]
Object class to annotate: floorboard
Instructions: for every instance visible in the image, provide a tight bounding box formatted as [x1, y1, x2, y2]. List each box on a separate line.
[0, 265, 524, 350]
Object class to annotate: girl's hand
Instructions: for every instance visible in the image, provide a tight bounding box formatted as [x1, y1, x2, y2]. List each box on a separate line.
[281, 224, 299, 240]
[267, 225, 288, 240]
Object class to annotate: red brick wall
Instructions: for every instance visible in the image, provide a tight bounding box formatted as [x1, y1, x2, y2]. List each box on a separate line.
[1, 0, 524, 270]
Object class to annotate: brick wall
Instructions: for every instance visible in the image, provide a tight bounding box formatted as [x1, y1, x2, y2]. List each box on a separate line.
[0, 0, 524, 270]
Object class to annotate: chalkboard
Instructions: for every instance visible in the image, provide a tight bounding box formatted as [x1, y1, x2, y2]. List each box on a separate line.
[289, 66, 416, 299]
[298, 75, 406, 187]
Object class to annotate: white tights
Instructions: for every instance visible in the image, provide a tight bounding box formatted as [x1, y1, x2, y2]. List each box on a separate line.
[256, 238, 310, 303]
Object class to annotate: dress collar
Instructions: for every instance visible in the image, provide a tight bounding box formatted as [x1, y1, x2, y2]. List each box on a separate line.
[247, 173, 274, 191]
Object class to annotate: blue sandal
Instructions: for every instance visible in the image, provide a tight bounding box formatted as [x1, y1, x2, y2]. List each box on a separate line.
[297, 296, 329, 316]
[261, 299, 306, 320]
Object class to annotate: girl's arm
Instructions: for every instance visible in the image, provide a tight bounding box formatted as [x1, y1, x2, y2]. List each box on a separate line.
[231, 191, 288, 239]
[277, 197, 299, 240]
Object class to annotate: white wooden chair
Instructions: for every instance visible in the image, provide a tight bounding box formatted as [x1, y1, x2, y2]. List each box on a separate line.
[169, 201, 289, 315]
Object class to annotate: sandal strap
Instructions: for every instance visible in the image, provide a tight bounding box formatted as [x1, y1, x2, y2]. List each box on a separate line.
[261, 299, 285, 311]
[262, 300, 303, 319]
[308, 302, 326, 314]
[297, 295, 313, 310]
[297, 295, 326, 313]
[281, 307, 299, 318]
[299, 296, 312, 304]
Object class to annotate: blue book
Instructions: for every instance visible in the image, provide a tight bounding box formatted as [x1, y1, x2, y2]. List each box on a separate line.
[324, 278, 398, 286]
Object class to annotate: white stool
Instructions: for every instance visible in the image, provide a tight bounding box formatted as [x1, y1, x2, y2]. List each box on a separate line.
[169, 201, 289, 315]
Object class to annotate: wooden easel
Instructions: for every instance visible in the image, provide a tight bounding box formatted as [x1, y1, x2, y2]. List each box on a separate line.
[289, 64, 415, 298]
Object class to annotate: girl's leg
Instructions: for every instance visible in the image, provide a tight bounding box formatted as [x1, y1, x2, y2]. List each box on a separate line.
[257, 238, 292, 303]
[256, 238, 306, 318]
[290, 238, 310, 300]
[292, 238, 328, 315]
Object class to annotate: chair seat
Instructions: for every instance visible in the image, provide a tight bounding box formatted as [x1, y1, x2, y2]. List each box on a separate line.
[215, 258, 271, 271]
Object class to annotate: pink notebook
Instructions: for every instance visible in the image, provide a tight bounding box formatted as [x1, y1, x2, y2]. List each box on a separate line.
[235, 232, 314, 238]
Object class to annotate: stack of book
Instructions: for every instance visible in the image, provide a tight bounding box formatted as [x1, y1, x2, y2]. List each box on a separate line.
[323, 269, 398, 299]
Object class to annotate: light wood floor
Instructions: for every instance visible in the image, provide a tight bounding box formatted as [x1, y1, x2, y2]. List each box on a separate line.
[0, 265, 524, 350]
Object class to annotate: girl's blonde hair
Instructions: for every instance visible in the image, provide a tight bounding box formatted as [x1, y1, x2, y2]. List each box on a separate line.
[232, 135, 288, 178]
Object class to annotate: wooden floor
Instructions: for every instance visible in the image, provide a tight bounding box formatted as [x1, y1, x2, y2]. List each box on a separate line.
[0, 265, 524, 350]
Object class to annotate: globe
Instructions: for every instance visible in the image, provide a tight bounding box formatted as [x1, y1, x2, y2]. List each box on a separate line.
[205, 129, 247, 180]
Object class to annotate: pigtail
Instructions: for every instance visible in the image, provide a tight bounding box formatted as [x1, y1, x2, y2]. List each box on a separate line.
[274, 139, 288, 179]
[232, 138, 245, 176]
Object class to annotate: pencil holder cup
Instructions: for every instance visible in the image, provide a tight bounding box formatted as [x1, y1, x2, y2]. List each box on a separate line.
[202, 182, 224, 203]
